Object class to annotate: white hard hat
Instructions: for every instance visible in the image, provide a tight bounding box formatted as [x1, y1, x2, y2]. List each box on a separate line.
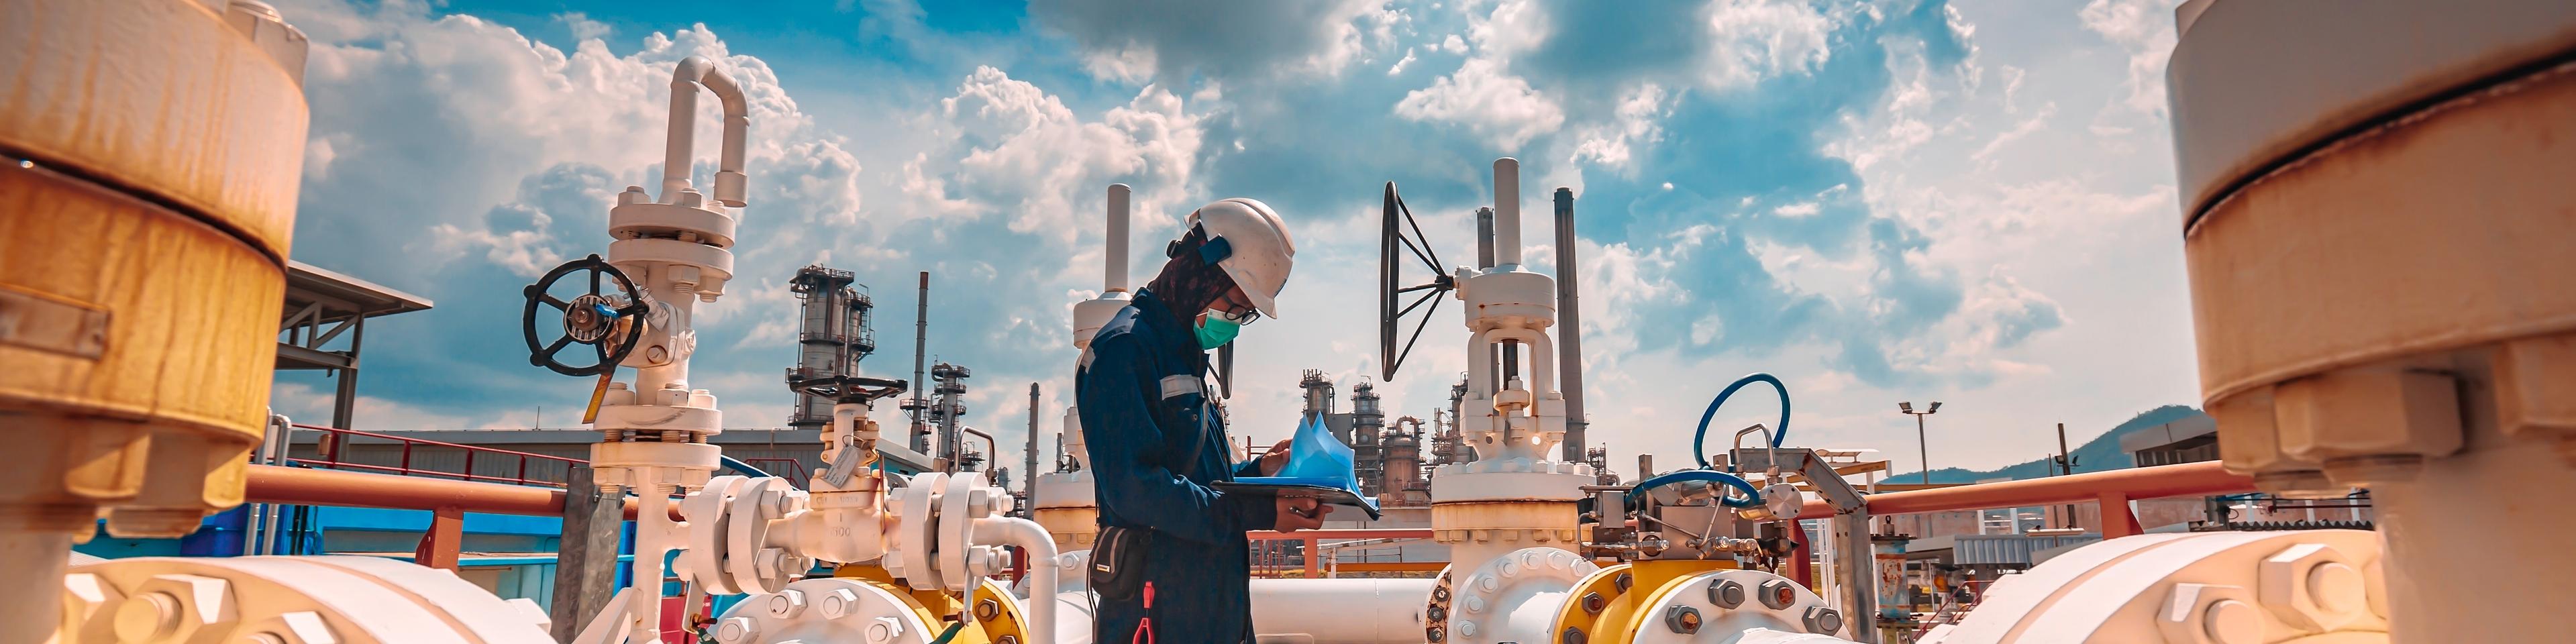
[1183, 198, 1296, 318]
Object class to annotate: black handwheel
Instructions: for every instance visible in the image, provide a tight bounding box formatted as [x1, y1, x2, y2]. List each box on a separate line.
[522, 254, 650, 377]
[1380, 181, 1455, 382]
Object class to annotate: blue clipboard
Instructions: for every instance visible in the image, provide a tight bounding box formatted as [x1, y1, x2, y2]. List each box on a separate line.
[1213, 478, 1383, 520]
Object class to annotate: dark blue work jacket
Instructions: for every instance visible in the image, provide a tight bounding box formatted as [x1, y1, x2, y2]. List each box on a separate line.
[1077, 288, 1274, 644]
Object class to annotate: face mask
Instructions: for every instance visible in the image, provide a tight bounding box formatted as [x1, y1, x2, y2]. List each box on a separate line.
[1194, 313, 1241, 350]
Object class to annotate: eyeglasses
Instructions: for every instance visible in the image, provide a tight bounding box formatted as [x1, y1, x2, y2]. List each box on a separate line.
[1216, 307, 1259, 326]
[1214, 292, 1260, 326]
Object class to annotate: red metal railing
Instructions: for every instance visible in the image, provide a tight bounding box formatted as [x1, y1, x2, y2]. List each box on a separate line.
[1795, 460, 2255, 538]
[289, 423, 586, 487]
[738, 457, 811, 487]
[1245, 529, 1436, 578]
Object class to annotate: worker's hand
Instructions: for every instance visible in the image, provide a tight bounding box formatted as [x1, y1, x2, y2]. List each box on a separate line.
[1258, 438, 1293, 476]
[1274, 496, 1329, 531]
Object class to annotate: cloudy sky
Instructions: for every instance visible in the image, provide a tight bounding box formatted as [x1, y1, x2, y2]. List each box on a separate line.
[266, 0, 2198, 479]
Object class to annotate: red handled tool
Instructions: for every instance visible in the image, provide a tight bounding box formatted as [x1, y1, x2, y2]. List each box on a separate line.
[1133, 581, 1157, 644]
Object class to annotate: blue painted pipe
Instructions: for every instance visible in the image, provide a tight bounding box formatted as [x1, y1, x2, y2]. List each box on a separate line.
[1630, 469, 1763, 508]
[1692, 373, 1791, 470]
[719, 455, 772, 479]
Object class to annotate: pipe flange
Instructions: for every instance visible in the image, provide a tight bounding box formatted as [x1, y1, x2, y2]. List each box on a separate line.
[684, 476, 748, 594]
[892, 472, 946, 590]
[938, 474, 982, 592]
[729, 477, 804, 594]
[1447, 548, 1595, 643]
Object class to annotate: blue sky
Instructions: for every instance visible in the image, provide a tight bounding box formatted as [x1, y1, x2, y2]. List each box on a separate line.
[266, 0, 2196, 478]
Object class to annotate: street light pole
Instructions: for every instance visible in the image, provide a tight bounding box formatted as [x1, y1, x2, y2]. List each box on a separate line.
[1899, 401, 1942, 485]
[1914, 413, 1929, 484]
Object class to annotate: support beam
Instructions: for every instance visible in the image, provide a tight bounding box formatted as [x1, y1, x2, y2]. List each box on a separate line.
[413, 506, 463, 571]
[554, 465, 627, 642]
[2097, 492, 2141, 538]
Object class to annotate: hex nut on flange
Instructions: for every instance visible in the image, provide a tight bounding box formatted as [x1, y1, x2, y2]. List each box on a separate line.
[236, 610, 338, 644]
[2159, 583, 2261, 644]
[818, 588, 863, 619]
[769, 590, 809, 618]
[62, 572, 123, 637]
[866, 616, 904, 643]
[1803, 606, 1845, 633]
[976, 598, 1001, 621]
[115, 574, 238, 643]
[1756, 579, 1798, 610]
[2259, 543, 2367, 631]
[1663, 605, 1703, 633]
[1708, 579, 1747, 608]
[1580, 591, 1607, 614]
[715, 616, 760, 643]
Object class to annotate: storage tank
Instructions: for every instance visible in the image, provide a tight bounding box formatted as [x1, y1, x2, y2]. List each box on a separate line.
[0, 1, 312, 639]
[2167, 0, 2576, 639]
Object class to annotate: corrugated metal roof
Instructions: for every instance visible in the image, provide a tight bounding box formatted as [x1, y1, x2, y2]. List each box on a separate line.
[2118, 415, 2219, 453]
[1906, 533, 2103, 566]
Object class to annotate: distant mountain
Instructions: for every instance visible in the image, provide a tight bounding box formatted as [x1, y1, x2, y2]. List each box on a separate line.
[1884, 405, 2207, 484]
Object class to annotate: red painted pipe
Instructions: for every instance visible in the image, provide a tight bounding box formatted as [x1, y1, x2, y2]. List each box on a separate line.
[1794, 460, 2253, 519]
[246, 464, 682, 520]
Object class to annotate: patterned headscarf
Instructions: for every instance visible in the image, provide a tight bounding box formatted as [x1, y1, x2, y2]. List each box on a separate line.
[1145, 227, 1236, 327]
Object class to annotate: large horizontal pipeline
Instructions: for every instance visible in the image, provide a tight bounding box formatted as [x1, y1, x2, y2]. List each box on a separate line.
[246, 464, 682, 521]
[1795, 460, 2253, 519]
[1246, 529, 1434, 541]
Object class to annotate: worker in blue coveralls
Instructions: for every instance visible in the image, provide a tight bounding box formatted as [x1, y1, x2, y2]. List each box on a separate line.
[1078, 197, 1325, 643]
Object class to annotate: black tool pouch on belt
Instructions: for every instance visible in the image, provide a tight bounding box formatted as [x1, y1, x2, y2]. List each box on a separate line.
[1090, 525, 1152, 601]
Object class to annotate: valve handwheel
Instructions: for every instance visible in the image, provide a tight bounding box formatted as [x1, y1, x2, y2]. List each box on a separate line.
[523, 254, 651, 377]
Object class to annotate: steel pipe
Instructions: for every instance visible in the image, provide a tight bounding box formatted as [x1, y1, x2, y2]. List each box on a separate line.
[1492, 158, 1522, 267]
[1794, 460, 2253, 519]
[244, 464, 682, 520]
[1250, 578, 1437, 644]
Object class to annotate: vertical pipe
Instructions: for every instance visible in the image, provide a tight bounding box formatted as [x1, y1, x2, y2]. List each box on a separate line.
[1838, 512, 1880, 642]
[1025, 382, 1041, 506]
[1475, 207, 1496, 270]
[0, 528, 76, 644]
[1554, 188, 1587, 462]
[1106, 184, 1131, 292]
[662, 72, 699, 201]
[628, 492, 670, 642]
[911, 272, 931, 453]
[2056, 422, 2076, 527]
[1492, 158, 1523, 268]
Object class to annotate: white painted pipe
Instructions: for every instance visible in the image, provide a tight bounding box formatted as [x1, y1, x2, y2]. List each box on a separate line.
[1249, 578, 1436, 644]
[1106, 184, 1131, 292]
[1049, 590, 1098, 644]
[664, 56, 751, 207]
[975, 517, 1060, 644]
[629, 490, 674, 642]
[1492, 158, 1522, 268]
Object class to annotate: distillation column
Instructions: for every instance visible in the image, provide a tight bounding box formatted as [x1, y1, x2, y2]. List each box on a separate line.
[2166, 1, 2576, 640]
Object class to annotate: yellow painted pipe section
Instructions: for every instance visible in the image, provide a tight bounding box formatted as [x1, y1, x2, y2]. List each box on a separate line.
[1552, 559, 1739, 644]
[831, 564, 1029, 643]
